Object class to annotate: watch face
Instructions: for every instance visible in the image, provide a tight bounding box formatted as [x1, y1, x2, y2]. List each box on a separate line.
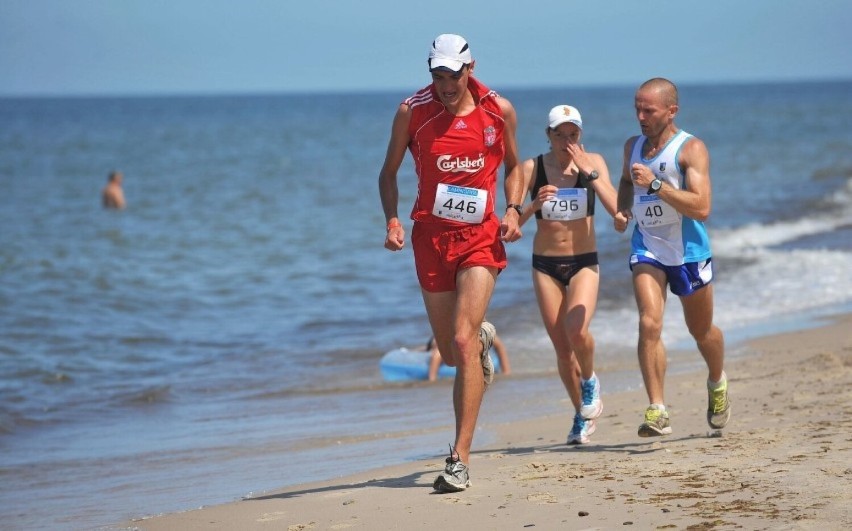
[588, 170, 599, 180]
[651, 179, 662, 190]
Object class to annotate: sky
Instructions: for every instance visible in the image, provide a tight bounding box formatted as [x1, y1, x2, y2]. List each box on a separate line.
[1, 0, 851, 97]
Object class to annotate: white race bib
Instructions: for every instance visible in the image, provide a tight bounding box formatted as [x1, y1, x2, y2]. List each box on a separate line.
[432, 183, 488, 224]
[633, 194, 679, 228]
[541, 188, 588, 221]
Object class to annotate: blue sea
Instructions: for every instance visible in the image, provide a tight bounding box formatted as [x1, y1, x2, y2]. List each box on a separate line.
[2, 80, 851, 529]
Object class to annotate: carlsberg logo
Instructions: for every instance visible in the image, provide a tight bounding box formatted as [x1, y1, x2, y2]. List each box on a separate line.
[437, 154, 485, 173]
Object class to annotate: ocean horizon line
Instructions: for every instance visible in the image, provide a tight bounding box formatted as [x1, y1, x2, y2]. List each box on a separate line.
[1, 76, 850, 101]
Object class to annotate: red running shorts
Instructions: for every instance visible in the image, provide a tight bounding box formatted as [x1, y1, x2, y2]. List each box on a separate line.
[411, 214, 507, 292]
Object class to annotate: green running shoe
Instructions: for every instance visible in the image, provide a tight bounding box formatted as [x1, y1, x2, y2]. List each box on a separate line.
[707, 376, 731, 429]
[638, 405, 672, 437]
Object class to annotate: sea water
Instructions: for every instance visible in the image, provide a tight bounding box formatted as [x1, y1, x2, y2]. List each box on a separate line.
[1, 80, 850, 529]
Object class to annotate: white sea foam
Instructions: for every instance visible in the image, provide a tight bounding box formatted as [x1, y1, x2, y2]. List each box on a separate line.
[589, 181, 852, 352]
[709, 179, 852, 326]
[591, 248, 852, 352]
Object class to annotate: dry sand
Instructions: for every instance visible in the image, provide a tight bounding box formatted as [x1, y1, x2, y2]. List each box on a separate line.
[123, 314, 852, 530]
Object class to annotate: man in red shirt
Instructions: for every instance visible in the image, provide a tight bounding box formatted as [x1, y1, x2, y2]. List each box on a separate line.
[378, 34, 524, 492]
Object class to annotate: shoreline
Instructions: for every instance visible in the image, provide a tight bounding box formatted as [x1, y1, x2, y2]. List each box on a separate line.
[122, 312, 852, 530]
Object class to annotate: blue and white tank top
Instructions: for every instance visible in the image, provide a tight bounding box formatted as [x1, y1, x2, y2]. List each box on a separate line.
[629, 130, 712, 266]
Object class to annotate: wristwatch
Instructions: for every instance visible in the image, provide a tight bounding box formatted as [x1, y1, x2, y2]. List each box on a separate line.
[584, 170, 599, 181]
[648, 178, 663, 194]
[506, 203, 523, 216]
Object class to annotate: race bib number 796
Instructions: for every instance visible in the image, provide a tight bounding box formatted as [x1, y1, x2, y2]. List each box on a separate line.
[542, 188, 588, 221]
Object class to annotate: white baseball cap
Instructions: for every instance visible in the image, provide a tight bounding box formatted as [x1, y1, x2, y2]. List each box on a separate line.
[548, 105, 583, 130]
[428, 34, 472, 72]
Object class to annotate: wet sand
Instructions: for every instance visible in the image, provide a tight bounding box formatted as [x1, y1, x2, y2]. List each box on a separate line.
[124, 313, 852, 530]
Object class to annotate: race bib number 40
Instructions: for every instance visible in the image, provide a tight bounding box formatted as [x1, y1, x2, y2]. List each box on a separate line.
[633, 194, 679, 228]
[542, 188, 588, 221]
[433, 183, 487, 224]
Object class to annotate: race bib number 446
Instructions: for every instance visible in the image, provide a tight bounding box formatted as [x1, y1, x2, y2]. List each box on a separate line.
[433, 183, 487, 224]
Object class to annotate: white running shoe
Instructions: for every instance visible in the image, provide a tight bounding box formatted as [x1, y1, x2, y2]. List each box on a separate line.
[580, 374, 603, 419]
[479, 321, 496, 386]
[567, 412, 596, 445]
[433, 446, 471, 493]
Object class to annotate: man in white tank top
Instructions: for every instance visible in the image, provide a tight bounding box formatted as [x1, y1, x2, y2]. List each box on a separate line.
[614, 78, 731, 437]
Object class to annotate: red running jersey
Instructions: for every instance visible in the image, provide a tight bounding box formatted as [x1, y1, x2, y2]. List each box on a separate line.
[404, 76, 506, 226]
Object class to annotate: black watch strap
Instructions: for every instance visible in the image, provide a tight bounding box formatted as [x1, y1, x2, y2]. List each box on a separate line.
[506, 204, 523, 216]
[648, 178, 663, 194]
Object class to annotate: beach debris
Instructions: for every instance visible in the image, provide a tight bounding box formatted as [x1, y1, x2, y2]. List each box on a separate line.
[526, 492, 558, 504]
[255, 512, 287, 523]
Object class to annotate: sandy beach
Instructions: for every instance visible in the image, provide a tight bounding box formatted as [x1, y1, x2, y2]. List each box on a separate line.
[123, 313, 852, 530]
